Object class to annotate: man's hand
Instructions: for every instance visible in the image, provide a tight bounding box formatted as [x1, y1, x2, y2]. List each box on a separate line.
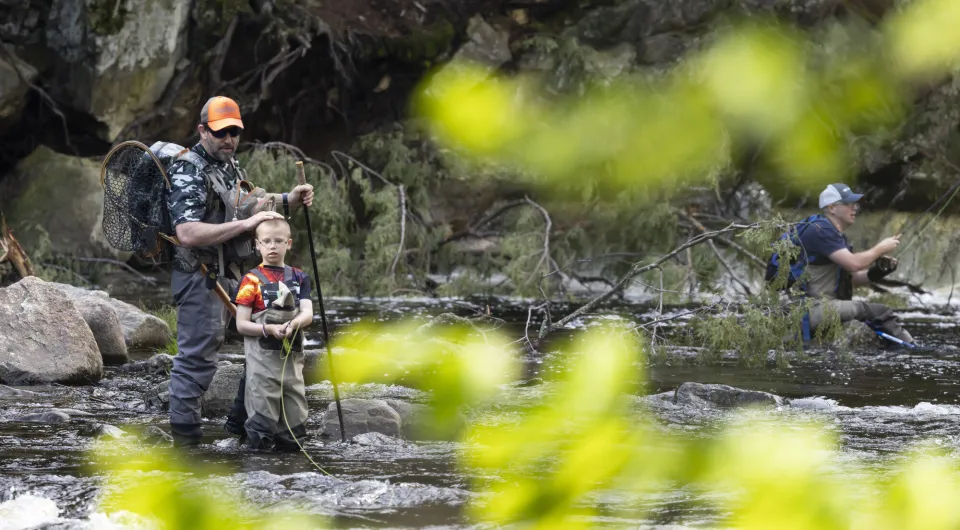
[876, 234, 901, 255]
[242, 210, 285, 231]
[289, 184, 314, 208]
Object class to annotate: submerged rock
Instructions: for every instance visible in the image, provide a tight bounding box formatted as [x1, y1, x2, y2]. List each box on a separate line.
[673, 382, 784, 408]
[144, 381, 169, 412]
[322, 398, 402, 440]
[120, 353, 174, 377]
[51, 282, 172, 350]
[0, 385, 42, 398]
[78, 423, 125, 438]
[19, 410, 71, 424]
[0, 277, 103, 385]
[141, 425, 173, 445]
[351, 431, 408, 447]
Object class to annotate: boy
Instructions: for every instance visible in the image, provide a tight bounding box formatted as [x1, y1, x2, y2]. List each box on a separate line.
[233, 218, 314, 451]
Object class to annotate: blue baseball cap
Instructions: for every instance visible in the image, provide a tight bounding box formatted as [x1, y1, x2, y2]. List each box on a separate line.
[819, 183, 864, 209]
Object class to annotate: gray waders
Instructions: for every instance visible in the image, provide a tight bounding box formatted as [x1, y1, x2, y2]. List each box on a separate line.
[243, 267, 309, 451]
[168, 268, 234, 446]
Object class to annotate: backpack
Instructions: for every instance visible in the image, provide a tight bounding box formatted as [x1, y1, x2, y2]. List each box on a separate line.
[764, 214, 826, 291]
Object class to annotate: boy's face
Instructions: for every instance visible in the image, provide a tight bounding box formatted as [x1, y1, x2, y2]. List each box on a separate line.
[255, 221, 292, 266]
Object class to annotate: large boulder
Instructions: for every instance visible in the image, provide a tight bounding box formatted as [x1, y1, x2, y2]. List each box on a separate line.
[321, 398, 402, 440]
[50, 283, 171, 350]
[673, 382, 784, 408]
[200, 363, 244, 418]
[45, 0, 191, 141]
[0, 146, 131, 260]
[76, 297, 128, 365]
[0, 46, 38, 134]
[0, 277, 103, 385]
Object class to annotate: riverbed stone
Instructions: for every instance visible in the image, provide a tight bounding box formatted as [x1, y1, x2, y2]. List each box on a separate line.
[0, 277, 103, 385]
[322, 398, 402, 440]
[673, 382, 784, 408]
[144, 380, 169, 411]
[121, 353, 174, 376]
[141, 425, 173, 445]
[19, 410, 71, 424]
[50, 283, 172, 350]
[201, 363, 244, 418]
[78, 422, 125, 438]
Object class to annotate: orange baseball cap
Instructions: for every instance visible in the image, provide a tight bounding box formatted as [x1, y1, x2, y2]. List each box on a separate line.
[200, 96, 244, 131]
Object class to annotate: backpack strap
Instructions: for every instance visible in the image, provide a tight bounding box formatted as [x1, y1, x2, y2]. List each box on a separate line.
[249, 268, 271, 286]
[176, 150, 208, 173]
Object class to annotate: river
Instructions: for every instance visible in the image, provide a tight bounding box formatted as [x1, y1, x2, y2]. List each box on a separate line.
[1, 292, 958, 528]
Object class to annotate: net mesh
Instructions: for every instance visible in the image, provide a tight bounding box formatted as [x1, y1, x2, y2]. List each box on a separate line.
[100, 141, 172, 261]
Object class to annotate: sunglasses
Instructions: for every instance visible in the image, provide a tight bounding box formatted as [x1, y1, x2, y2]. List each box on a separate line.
[205, 124, 242, 138]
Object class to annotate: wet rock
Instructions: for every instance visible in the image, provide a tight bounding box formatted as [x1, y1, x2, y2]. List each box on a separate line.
[383, 399, 465, 441]
[141, 425, 173, 445]
[201, 363, 244, 418]
[322, 398, 402, 440]
[0, 385, 42, 398]
[0, 277, 103, 385]
[19, 410, 71, 424]
[673, 382, 784, 408]
[453, 15, 511, 68]
[0, 45, 37, 134]
[50, 283, 172, 350]
[120, 353, 174, 377]
[517, 377, 544, 387]
[45, 0, 192, 141]
[351, 432, 407, 447]
[76, 297, 129, 365]
[144, 381, 169, 412]
[55, 408, 93, 417]
[78, 423, 125, 438]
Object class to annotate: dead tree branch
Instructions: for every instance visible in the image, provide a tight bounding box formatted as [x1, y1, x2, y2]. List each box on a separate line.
[679, 210, 765, 268]
[71, 257, 157, 285]
[536, 222, 760, 344]
[208, 15, 239, 94]
[0, 216, 35, 278]
[707, 239, 753, 296]
[390, 184, 407, 277]
[525, 196, 552, 286]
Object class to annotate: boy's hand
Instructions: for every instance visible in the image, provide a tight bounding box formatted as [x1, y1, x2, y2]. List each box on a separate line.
[266, 324, 286, 339]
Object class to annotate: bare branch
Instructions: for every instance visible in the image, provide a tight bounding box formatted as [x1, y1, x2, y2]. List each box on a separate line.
[70, 257, 157, 285]
[525, 196, 552, 286]
[678, 210, 765, 268]
[390, 184, 406, 277]
[707, 239, 753, 296]
[538, 221, 761, 341]
[208, 15, 239, 94]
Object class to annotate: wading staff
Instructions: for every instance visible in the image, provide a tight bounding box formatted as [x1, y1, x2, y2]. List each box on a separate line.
[295, 161, 347, 442]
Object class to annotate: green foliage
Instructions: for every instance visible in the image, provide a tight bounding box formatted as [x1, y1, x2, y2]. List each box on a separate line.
[145, 303, 179, 355]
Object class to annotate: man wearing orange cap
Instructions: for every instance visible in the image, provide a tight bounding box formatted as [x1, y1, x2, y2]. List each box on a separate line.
[165, 96, 315, 448]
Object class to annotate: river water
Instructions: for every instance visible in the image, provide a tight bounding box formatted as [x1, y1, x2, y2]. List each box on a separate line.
[1, 293, 958, 529]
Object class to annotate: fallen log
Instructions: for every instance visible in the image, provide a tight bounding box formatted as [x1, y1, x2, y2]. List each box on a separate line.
[0, 216, 35, 278]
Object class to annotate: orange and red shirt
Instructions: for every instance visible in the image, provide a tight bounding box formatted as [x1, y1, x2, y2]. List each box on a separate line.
[234, 264, 311, 312]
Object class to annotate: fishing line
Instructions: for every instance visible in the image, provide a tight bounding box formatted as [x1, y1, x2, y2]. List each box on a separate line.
[896, 176, 960, 256]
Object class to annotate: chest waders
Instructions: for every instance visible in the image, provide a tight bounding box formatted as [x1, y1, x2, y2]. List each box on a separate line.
[242, 266, 310, 450]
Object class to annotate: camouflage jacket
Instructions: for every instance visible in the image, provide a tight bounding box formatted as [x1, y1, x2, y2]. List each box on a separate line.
[165, 143, 246, 272]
